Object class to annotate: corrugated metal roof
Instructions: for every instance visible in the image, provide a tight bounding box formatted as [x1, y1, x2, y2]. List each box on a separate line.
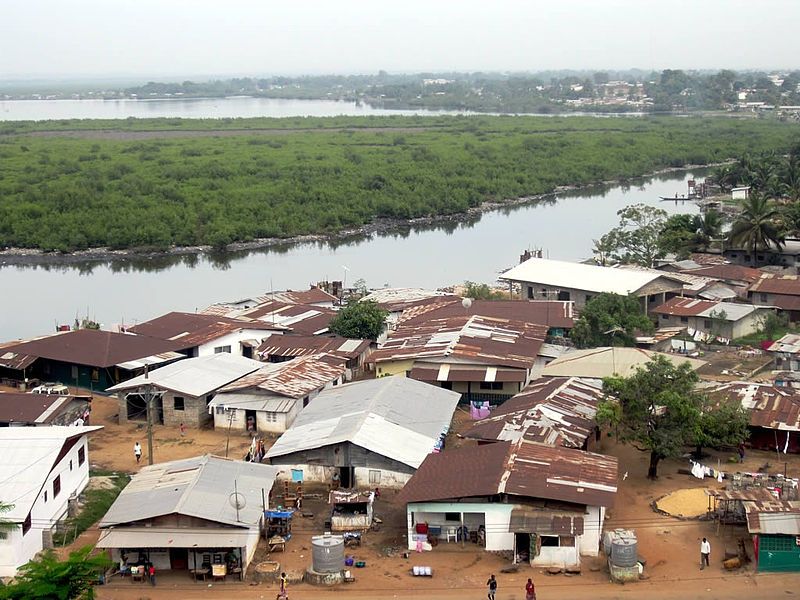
[750, 275, 800, 296]
[208, 392, 296, 413]
[257, 334, 370, 361]
[398, 440, 618, 507]
[500, 258, 679, 296]
[463, 377, 603, 447]
[371, 315, 546, 370]
[768, 333, 800, 355]
[361, 288, 456, 312]
[99, 455, 278, 528]
[744, 500, 800, 535]
[0, 392, 77, 424]
[707, 488, 776, 502]
[266, 377, 460, 468]
[219, 354, 345, 398]
[115, 350, 188, 371]
[0, 330, 186, 369]
[706, 381, 800, 431]
[235, 302, 335, 335]
[96, 528, 253, 549]
[107, 353, 264, 397]
[681, 264, 762, 285]
[0, 426, 103, 521]
[542, 347, 706, 378]
[652, 297, 764, 321]
[410, 365, 527, 383]
[129, 311, 282, 347]
[0, 341, 37, 370]
[398, 299, 575, 329]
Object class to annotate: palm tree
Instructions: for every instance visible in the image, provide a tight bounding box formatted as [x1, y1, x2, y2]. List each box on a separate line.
[0, 501, 15, 533]
[781, 157, 800, 202]
[712, 164, 735, 192]
[692, 210, 723, 250]
[728, 194, 785, 265]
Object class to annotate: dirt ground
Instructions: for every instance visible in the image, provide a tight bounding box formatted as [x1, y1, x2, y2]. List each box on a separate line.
[16, 386, 800, 598]
[695, 348, 774, 382]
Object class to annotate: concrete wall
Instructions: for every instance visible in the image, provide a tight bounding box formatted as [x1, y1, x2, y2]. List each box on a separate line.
[162, 390, 211, 428]
[375, 359, 415, 378]
[211, 403, 298, 434]
[407, 502, 515, 552]
[196, 330, 278, 358]
[0, 435, 91, 577]
[657, 310, 768, 340]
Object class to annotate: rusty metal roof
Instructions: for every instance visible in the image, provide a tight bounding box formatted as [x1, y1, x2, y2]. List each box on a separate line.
[235, 301, 335, 335]
[750, 275, 800, 296]
[398, 299, 576, 329]
[743, 500, 800, 534]
[371, 315, 547, 370]
[706, 381, 800, 431]
[360, 288, 457, 312]
[707, 488, 776, 502]
[397, 440, 618, 507]
[218, 353, 345, 398]
[681, 264, 763, 285]
[652, 297, 720, 317]
[0, 341, 37, 371]
[0, 329, 186, 369]
[409, 365, 527, 383]
[0, 392, 79, 424]
[768, 333, 800, 354]
[463, 377, 603, 448]
[128, 311, 282, 347]
[257, 334, 370, 361]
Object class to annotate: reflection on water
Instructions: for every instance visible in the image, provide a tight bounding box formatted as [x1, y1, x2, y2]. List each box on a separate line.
[0, 169, 705, 340]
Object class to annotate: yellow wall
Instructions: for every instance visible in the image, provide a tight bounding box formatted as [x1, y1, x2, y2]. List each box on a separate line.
[375, 359, 415, 377]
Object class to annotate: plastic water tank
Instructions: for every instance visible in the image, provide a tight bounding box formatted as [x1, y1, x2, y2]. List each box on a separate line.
[610, 532, 638, 567]
[311, 534, 345, 573]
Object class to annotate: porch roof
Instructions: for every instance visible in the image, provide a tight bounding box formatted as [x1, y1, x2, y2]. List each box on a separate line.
[96, 528, 252, 549]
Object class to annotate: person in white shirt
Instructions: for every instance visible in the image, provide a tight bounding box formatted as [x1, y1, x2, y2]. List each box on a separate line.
[700, 537, 711, 569]
[134, 442, 142, 464]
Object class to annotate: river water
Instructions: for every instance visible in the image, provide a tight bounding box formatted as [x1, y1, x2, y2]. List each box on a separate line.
[0, 171, 702, 341]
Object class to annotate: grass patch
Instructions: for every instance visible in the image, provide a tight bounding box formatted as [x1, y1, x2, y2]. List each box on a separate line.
[734, 324, 798, 347]
[53, 474, 130, 547]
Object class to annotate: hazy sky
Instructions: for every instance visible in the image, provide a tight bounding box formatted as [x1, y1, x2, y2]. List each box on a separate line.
[3, 0, 798, 79]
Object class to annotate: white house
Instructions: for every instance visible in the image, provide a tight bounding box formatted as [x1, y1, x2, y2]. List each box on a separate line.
[652, 297, 775, 342]
[0, 426, 102, 577]
[397, 440, 618, 568]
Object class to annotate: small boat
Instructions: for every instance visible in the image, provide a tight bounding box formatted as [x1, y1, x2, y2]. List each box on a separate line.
[659, 194, 697, 202]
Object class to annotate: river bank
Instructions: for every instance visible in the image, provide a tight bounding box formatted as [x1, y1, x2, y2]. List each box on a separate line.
[0, 163, 718, 268]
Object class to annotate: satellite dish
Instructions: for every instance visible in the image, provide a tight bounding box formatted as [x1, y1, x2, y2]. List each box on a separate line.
[462, 297, 473, 309]
[229, 492, 246, 516]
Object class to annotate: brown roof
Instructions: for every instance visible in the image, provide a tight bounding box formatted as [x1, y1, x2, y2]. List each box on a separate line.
[371, 315, 547, 370]
[0, 341, 38, 371]
[749, 275, 800, 296]
[218, 353, 345, 398]
[128, 312, 281, 347]
[268, 288, 338, 305]
[706, 381, 800, 431]
[409, 365, 527, 383]
[681, 264, 762, 285]
[1, 330, 186, 369]
[397, 440, 618, 507]
[689, 253, 729, 266]
[0, 392, 80, 424]
[257, 335, 370, 361]
[751, 293, 800, 311]
[744, 500, 800, 534]
[652, 297, 720, 317]
[399, 300, 575, 329]
[236, 302, 335, 335]
[463, 377, 602, 447]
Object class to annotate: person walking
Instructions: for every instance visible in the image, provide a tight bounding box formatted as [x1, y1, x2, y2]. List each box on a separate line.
[277, 571, 288, 599]
[700, 537, 711, 570]
[134, 442, 142, 464]
[486, 574, 498, 600]
[179, 422, 187, 437]
[148, 564, 156, 586]
[738, 443, 745, 463]
[525, 577, 536, 600]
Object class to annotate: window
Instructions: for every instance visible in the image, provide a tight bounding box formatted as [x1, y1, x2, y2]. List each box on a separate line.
[479, 382, 504, 391]
[369, 470, 381, 485]
[660, 314, 669, 320]
[680, 316, 688, 323]
[214, 345, 232, 354]
[53, 475, 61, 498]
[540, 535, 559, 547]
[266, 412, 277, 422]
[173, 397, 185, 411]
[704, 320, 712, 329]
[444, 512, 460, 522]
[440, 382, 453, 390]
[760, 293, 769, 302]
[585, 295, 593, 303]
[0, 531, 8, 541]
[69, 460, 73, 471]
[215, 406, 227, 415]
[91, 369, 99, 382]
[71, 366, 79, 379]
[22, 514, 31, 536]
[560, 535, 576, 547]
[43, 490, 48, 503]
[78, 446, 85, 466]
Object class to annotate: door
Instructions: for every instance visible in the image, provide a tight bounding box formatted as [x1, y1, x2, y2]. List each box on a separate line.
[339, 466, 354, 488]
[245, 410, 257, 432]
[170, 548, 189, 570]
[514, 533, 531, 564]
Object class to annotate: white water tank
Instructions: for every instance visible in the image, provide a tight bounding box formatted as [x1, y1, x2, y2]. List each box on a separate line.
[311, 534, 345, 573]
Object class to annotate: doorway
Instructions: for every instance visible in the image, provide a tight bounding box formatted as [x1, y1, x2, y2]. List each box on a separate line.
[245, 410, 257, 432]
[338, 466, 355, 488]
[169, 548, 188, 570]
[514, 533, 531, 564]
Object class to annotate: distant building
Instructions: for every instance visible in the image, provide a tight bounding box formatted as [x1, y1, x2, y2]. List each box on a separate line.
[731, 186, 751, 200]
[0, 392, 89, 427]
[744, 500, 800, 572]
[541, 347, 706, 380]
[725, 239, 800, 268]
[652, 297, 774, 342]
[748, 274, 800, 320]
[0, 426, 102, 577]
[257, 334, 372, 380]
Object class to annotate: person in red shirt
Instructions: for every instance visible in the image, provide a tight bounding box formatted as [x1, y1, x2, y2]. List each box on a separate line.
[525, 577, 536, 600]
[148, 564, 156, 586]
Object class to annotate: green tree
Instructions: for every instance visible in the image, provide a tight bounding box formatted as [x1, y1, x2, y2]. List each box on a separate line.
[695, 402, 750, 458]
[0, 545, 111, 600]
[570, 293, 654, 349]
[328, 300, 388, 340]
[598, 356, 704, 479]
[463, 281, 504, 300]
[728, 193, 785, 264]
[600, 204, 668, 267]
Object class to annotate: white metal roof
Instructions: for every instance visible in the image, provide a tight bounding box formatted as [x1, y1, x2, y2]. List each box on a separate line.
[107, 353, 264, 397]
[500, 257, 668, 295]
[208, 392, 296, 413]
[266, 377, 459, 468]
[0, 426, 103, 522]
[99, 455, 278, 528]
[96, 528, 253, 549]
[542, 347, 706, 378]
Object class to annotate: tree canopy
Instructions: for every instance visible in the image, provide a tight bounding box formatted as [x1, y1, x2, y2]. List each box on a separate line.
[569, 293, 653, 349]
[728, 193, 784, 261]
[595, 204, 668, 267]
[463, 281, 505, 300]
[0, 545, 110, 600]
[328, 300, 388, 340]
[598, 356, 748, 479]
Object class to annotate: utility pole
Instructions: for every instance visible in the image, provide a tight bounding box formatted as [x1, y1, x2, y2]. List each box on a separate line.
[145, 365, 155, 466]
[225, 407, 235, 458]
